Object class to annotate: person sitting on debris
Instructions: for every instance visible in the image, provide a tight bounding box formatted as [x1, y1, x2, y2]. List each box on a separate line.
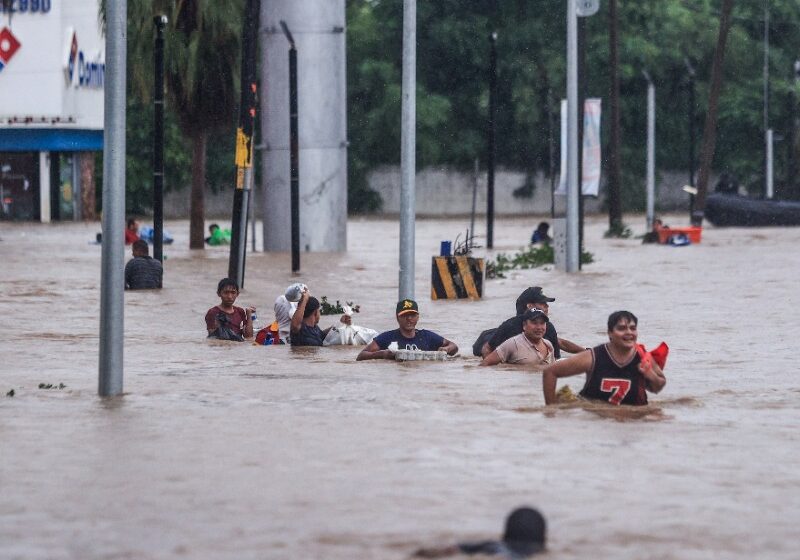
[479, 308, 554, 368]
[124, 239, 163, 290]
[530, 221, 552, 244]
[413, 506, 547, 558]
[641, 218, 665, 244]
[356, 299, 458, 360]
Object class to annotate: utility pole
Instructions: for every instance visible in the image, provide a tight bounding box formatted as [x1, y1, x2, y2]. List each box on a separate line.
[153, 15, 167, 273]
[685, 57, 697, 219]
[565, 0, 580, 272]
[486, 31, 497, 249]
[399, 0, 416, 299]
[279, 21, 300, 274]
[98, 0, 127, 397]
[229, 0, 260, 287]
[788, 59, 800, 198]
[763, 0, 774, 199]
[643, 71, 655, 231]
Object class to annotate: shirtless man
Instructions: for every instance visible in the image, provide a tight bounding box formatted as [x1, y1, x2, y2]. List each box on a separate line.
[542, 310, 666, 406]
[479, 308, 554, 368]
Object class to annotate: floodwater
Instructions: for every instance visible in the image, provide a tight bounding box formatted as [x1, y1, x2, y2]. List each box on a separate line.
[1, 215, 799, 560]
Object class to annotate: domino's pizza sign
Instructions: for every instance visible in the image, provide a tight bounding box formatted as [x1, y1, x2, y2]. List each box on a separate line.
[0, 26, 21, 73]
[63, 29, 104, 89]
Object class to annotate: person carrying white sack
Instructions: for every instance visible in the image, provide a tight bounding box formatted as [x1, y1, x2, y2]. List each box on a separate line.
[273, 283, 304, 342]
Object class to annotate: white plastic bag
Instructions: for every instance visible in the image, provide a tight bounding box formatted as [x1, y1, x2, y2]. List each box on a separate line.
[322, 324, 376, 346]
[351, 325, 378, 345]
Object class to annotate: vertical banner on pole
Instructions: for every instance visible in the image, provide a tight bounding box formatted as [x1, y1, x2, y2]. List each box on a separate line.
[556, 98, 602, 196]
[581, 99, 602, 196]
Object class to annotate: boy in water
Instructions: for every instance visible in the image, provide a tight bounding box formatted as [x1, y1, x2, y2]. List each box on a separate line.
[205, 278, 255, 341]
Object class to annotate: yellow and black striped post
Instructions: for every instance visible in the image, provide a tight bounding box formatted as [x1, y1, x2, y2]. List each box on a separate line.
[431, 256, 484, 300]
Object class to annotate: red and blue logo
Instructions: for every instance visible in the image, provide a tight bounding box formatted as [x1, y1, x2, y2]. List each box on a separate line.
[67, 31, 77, 82]
[0, 26, 21, 73]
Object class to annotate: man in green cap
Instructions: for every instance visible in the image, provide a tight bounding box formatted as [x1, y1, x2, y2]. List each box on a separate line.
[356, 299, 458, 360]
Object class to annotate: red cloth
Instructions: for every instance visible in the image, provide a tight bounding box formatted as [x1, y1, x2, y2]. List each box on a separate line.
[205, 306, 247, 336]
[636, 342, 669, 370]
[125, 229, 140, 245]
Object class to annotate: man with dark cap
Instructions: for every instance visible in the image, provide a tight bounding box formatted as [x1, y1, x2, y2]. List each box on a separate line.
[413, 506, 546, 558]
[356, 299, 458, 360]
[474, 286, 584, 359]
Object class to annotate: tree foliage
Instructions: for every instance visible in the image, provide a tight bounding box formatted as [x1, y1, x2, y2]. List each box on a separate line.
[346, 0, 800, 210]
[104, 0, 243, 247]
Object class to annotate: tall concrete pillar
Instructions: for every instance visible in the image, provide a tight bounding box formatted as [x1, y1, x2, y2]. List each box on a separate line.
[261, 0, 348, 252]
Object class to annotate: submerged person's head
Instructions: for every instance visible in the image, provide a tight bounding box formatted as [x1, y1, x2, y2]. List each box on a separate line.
[502, 507, 546, 556]
[209, 223, 220, 234]
[303, 296, 321, 324]
[132, 239, 149, 257]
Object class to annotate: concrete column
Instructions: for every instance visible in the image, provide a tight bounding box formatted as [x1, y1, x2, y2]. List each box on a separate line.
[261, 0, 348, 252]
[39, 151, 51, 223]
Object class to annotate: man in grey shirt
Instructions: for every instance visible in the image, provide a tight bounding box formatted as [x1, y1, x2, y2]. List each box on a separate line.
[125, 239, 163, 290]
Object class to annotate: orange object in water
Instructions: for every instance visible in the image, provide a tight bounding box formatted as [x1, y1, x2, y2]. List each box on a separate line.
[636, 342, 669, 369]
[656, 226, 702, 244]
[255, 321, 281, 346]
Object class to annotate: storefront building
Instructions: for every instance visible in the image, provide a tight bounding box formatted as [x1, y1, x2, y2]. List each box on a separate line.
[0, 0, 103, 222]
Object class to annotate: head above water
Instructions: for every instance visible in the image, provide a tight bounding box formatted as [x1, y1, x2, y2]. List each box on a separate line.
[522, 308, 549, 324]
[132, 239, 149, 257]
[209, 223, 220, 234]
[303, 296, 320, 319]
[217, 277, 239, 295]
[126, 217, 139, 231]
[502, 506, 546, 556]
[396, 299, 419, 316]
[515, 287, 555, 315]
[607, 310, 638, 332]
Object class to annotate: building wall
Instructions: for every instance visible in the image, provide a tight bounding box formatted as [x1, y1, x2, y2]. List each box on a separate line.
[0, 1, 104, 131]
[0, 0, 104, 222]
[366, 165, 716, 216]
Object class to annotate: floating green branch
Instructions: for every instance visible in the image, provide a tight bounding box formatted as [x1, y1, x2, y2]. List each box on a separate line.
[486, 245, 594, 279]
[319, 296, 361, 315]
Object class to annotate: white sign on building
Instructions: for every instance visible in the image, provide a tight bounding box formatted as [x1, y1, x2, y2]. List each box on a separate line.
[0, 0, 105, 130]
[0, 0, 105, 222]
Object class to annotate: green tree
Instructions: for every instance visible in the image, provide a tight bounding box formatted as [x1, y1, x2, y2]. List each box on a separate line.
[104, 1, 243, 247]
[346, 0, 800, 213]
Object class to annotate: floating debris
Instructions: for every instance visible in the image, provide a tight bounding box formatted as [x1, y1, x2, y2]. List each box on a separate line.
[38, 383, 66, 390]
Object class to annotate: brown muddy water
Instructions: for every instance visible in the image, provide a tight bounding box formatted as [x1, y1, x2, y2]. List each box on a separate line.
[1, 215, 799, 560]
